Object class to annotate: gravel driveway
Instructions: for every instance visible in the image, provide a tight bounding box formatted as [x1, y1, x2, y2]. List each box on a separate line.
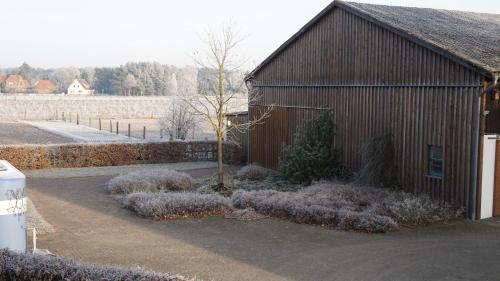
[0, 121, 73, 144]
[27, 166, 500, 281]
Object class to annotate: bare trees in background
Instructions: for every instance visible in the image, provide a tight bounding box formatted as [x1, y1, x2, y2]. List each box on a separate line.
[183, 24, 272, 190]
[49, 67, 81, 93]
[158, 99, 197, 140]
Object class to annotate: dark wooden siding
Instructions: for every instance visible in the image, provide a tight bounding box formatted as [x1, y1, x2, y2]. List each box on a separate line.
[227, 114, 250, 163]
[249, 6, 484, 207]
[485, 95, 500, 134]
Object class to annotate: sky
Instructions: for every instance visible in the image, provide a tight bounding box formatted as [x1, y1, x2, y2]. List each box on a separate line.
[1, 0, 499, 71]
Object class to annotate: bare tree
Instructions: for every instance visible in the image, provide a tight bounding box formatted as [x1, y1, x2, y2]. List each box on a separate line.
[183, 24, 272, 190]
[159, 98, 196, 140]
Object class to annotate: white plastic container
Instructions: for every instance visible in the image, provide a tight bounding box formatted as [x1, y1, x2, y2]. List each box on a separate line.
[0, 160, 27, 253]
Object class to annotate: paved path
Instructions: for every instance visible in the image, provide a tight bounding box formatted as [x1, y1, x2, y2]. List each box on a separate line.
[25, 161, 219, 179]
[24, 121, 140, 143]
[27, 167, 500, 281]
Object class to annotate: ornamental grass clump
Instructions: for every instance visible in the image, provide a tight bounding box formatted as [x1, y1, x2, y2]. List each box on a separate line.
[236, 164, 272, 181]
[123, 192, 232, 220]
[0, 249, 188, 281]
[357, 133, 398, 187]
[106, 169, 194, 194]
[231, 182, 463, 233]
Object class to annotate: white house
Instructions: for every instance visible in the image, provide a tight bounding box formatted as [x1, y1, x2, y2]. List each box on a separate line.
[67, 79, 94, 95]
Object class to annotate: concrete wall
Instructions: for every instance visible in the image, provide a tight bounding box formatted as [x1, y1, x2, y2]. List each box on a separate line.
[0, 94, 247, 120]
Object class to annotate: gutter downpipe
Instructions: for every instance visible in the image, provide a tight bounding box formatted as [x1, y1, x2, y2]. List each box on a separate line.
[470, 73, 499, 220]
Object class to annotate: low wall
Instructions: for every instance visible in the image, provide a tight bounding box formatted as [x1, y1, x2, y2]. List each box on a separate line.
[0, 95, 247, 120]
[0, 141, 241, 170]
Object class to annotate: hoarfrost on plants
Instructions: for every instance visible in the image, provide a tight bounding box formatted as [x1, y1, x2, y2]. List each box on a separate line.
[0, 249, 191, 281]
[232, 182, 463, 233]
[123, 192, 232, 219]
[106, 169, 194, 194]
[236, 164, 272, 181]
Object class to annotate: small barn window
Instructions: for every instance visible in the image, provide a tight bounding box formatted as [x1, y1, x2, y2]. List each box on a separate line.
[428, 146, 443, 179]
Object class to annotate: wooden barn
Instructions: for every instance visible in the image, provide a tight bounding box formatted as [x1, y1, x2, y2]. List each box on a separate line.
[245, 1, 500, 219]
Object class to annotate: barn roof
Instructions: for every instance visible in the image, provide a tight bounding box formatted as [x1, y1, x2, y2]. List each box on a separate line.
[247, 1, 500, 80]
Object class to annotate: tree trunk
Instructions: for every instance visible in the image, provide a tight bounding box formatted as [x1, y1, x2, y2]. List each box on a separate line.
[217, 129, 224, 189]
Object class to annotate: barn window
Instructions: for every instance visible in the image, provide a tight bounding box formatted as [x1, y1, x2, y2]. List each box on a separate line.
[428, 146, 443, 178]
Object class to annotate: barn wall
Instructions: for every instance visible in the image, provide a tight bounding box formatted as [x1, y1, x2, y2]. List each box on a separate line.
[249, 6, 484, 207]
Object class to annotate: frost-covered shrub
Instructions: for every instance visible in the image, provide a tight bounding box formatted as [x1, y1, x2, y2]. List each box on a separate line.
[123, 192, 232, 219]
[336, 209, 397, 233]
[379, 192, 463, 225]
[236, 164, 271, 181]
[107, 169, 194, 194]
[232, 182, 463, 233]
[0, 249, 187, 281]
[232, 189, 338, 225]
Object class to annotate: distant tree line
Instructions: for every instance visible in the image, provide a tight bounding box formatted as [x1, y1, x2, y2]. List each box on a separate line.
[0, 62, 246, 96]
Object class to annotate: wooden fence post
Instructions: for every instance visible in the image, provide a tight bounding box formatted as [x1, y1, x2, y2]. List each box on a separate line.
[116, 121, 119, 135]
[99, 118, 102, 130]
[76, 114, 79, 125]
[128, 124, 131, 138]
[143, 126, 146, 139]
[110, 120, 112, 133]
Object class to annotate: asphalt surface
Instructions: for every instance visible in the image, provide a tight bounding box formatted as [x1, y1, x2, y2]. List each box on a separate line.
[27, 168, 500, 281]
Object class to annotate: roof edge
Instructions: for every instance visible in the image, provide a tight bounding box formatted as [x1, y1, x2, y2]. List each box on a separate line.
[245, 1, 338, 81]
[337, 1, 496, 76]
[246, 0, 495, 82]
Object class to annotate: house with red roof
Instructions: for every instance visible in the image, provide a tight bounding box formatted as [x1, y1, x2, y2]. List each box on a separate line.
[0, 76, 6, 92]
[3, 75, 30, 93]
[34, 80, 57, 94]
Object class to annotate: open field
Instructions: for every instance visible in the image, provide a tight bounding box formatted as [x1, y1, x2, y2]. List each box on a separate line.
[82, 118, 215, 141]
[27, 164, 500, 281]
[0, 121, 74, 145]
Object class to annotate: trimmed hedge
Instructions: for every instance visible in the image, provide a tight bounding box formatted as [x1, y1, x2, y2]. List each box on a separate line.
[0, 141, 240, 170]
[0, 249, 189, 281]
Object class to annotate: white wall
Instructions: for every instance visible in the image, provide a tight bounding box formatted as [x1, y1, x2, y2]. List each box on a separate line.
[67, 80, 93, 96]
[480, 135, 498, 219]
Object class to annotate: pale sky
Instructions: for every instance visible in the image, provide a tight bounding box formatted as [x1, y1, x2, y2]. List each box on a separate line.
[1, 0, 499, 70]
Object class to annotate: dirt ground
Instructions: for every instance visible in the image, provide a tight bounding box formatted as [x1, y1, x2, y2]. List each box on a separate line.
[0, 121, 74, 145]
[27, 166, 500, 281]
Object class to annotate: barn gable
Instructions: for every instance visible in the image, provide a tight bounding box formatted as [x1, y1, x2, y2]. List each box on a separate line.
[248, 1, 500, 84]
